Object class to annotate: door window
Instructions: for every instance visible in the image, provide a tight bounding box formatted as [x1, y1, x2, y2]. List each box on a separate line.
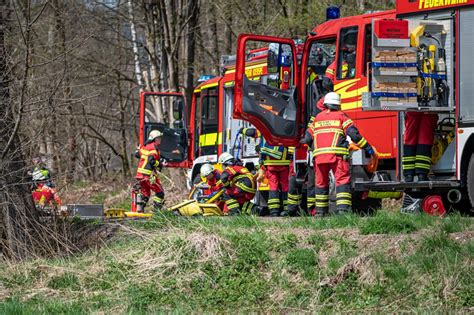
[337, 26, 359, 80]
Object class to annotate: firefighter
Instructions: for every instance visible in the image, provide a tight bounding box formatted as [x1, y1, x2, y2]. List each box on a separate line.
[199, 164, 225, 209]
[30, 157, 52, 187]
[242, 128, 291, 217]
[200, 163, 222, 194]
[218, 152, 257, 215]
[402, 112, 438, 182]
[135, 130, 165, 212]
[295, 75, 335, 215]
[310, 92, 375, 215]
[29, 157, 62, 209]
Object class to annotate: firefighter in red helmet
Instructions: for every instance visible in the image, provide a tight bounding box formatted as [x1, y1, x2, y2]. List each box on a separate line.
[309, 92, 375, 215]
[135, 130, 165, 212]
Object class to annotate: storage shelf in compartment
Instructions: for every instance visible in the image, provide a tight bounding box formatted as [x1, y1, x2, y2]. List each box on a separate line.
[372, 62, 418, 68]
[374, 37, 410, 47]
[371, 92, 417, 98]
[374, 70, 419, 76]
[364, 104, 455, 112]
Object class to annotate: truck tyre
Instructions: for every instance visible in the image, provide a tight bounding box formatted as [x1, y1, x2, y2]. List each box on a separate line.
[467, 153, 474, 211]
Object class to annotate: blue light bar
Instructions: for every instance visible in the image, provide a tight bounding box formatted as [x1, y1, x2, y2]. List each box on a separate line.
[326, 6, 340, 20]
[198, 75, 216, 82]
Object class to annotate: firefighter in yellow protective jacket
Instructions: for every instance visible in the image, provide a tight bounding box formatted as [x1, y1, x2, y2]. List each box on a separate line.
[243, 128, 291, 217]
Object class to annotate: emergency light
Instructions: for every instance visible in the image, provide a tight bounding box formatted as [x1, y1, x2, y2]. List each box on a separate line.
[198, 75, 216, 82]
[326, 6, 340, 20]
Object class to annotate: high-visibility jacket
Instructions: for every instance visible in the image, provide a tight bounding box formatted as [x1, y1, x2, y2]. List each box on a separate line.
[206, 170, 223, 194]
[221, 164, 256, 194]
[136, 141, 160, 179]
[32, 166, 51, 181]
[244, 128, 291, 166]
[309, 109, 370, 164]
[325, 60, 348, 81]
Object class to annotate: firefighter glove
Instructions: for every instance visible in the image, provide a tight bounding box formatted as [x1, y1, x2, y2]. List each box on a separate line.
[366, 146, 374, 155]
[148, 175, 156, 185]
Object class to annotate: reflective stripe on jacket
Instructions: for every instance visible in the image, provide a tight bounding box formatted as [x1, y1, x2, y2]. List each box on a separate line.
[136, 142, 160, 177]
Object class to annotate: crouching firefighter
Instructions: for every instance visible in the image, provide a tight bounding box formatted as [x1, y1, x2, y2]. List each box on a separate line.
[310, 92, 375, 215]
[199, 163, 224, 209]
[218, 152, 257, 215]
[242, 128, 291, 217]
[135, 130, 165, 212]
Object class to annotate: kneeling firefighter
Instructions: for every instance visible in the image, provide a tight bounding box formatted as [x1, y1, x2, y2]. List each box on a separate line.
[199, 164, 224, 209]
[135, 130, 165, 212]
[218, 152, 257, 215]
[309, 92, 375, 215]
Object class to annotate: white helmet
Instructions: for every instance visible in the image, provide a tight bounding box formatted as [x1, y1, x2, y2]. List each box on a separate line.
[218, 152, 234, 165]
[200, 164, 214, 177]
[323, 92, 341, 110]
[148, 130, 163, 140]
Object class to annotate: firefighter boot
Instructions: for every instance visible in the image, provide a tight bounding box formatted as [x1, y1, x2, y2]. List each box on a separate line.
[287, 176, 301, 216]
[417, 174, 429, 182]
[225, 198, 241, 215]
[404, 174, 414, 183]
[152, 193, 165, 213]
[268, 190, 281, 217]
[335, 184, 352, 214]
[280, 192, 289, 217]
[315, 187, 329, 216]
[242, 201, 256, 215]
[402, 144, 416, 182]
[287, 192, 301, 216]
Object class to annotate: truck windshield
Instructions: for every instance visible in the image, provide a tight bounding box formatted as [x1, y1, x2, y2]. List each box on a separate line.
[200, 86, 219, 155]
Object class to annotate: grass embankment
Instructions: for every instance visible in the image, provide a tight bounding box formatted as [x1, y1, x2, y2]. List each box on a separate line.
[0, 212, 472, 313]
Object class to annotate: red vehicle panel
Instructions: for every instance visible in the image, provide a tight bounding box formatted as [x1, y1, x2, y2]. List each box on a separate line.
[304, 10, 399, 160]
[396, 0, 474, 15]
[234, 34, 300, 146]
[139, 91, 190, 168]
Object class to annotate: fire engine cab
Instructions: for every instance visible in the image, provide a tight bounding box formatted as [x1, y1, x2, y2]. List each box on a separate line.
[138, 49, 274, 191]
[233, 0, 474, 213]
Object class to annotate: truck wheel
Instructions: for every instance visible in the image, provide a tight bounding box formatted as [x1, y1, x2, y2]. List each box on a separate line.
[467, 154, 474, 210]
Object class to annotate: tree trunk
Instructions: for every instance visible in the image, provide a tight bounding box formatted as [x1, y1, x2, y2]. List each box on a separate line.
[207, 3, 220, 74]
[128, 0, 144, 91]
[185, 0, 198, 112]
[0, 0, 39, 260]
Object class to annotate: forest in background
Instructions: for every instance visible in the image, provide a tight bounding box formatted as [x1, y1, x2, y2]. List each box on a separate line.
[0, 0, 394, 258]
[2, 0, 394, 183]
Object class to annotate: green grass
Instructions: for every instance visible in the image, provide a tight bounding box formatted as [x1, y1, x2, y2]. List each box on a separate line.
[0, 211, 472, 313]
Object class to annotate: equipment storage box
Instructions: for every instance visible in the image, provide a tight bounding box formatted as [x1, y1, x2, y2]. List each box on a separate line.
[67, 204, 104, 218]
[374, 19, 410, 47]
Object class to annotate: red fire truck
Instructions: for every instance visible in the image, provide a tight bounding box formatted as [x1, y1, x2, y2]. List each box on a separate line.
[138, 50, 270, 191]
[232, 0, 474, 213]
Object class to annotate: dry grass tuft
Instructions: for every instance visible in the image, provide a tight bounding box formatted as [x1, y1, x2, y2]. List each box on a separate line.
[320, 254, 382, 287]
[186, 232, 228, 263]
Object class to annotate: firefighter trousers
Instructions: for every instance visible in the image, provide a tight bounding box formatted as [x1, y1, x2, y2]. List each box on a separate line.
[265, 165, 289, 216]
[315, 156, 351, 214]
[307, 164, 316, 215]
[223, 177, 256, 215]
[223, 193, 256, 215]
[138, 177, 165, 210]
[403, 112, 438, 176]
[287, 165, 316, 215]
[287, 162, 301, 215]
